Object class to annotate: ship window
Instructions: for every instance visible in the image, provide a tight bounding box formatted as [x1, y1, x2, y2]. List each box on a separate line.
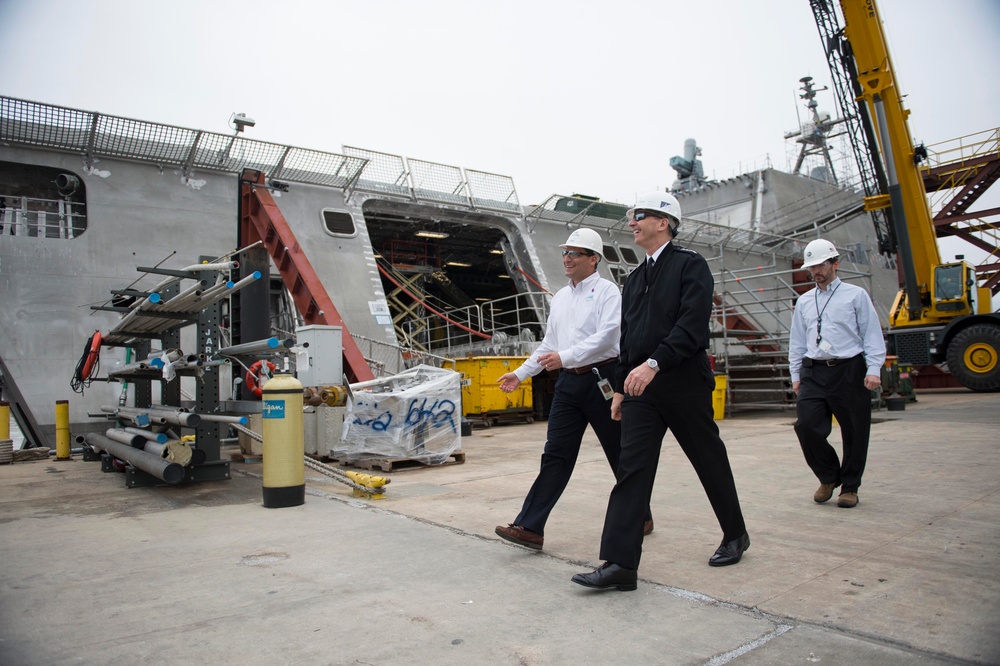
[610, 266, 627, 287]
[618, 246, 639, 264]
[603, 245, 620, 263]
[0, 161, 87, 239]
[322, 209, 356, 236]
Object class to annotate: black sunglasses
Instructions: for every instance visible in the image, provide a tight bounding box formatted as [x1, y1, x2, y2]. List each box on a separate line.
[562, 250, 594, 258]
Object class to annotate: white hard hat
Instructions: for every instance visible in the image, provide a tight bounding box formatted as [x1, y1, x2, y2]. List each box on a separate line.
[801, 239, 840, 268]
[560, 227, 604, 259]
[633, 191, 682, 234]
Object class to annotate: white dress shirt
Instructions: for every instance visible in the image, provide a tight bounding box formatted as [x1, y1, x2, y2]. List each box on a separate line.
[514, 271, 621, 381]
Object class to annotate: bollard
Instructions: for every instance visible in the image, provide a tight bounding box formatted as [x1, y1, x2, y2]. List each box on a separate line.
[261, 374, 305, 508]
[0, 400, 9, 441]
[56, 400, 71, 460]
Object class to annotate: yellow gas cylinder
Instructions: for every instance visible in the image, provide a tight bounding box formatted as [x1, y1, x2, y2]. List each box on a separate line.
[261, 374, 305, 508]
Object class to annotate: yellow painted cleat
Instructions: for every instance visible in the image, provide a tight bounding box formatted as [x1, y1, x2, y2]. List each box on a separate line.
[345, 470, 390, 488]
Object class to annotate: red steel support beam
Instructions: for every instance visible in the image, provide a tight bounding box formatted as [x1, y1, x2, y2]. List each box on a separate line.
[239, 170, 374, 383]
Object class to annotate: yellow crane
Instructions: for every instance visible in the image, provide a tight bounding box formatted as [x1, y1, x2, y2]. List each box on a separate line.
[809, 0, 1000, 391]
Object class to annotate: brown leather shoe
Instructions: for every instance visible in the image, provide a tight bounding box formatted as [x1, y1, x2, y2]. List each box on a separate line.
[643, 519, 654, 536]
[495, 524, 543, 550]
[837, 491, 859, 508]
[814, 482, 837, 503]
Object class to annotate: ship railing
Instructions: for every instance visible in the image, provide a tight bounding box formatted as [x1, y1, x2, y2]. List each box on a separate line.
[0, 195, 86, 239]
[0, 96, 525, 217]
[342, 145, 521, 215]
[402, 292, 548, 357]
[0, 96, 371, 190]
[351, 334, 458, 379]
[524, 194, 630, 234]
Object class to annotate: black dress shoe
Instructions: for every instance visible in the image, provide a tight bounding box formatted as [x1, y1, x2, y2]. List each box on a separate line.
[571, 562, 637, 591]
[708, 532, 750, 567]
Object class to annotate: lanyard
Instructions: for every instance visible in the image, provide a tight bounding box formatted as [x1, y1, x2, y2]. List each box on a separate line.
[814, 282, 841, 345]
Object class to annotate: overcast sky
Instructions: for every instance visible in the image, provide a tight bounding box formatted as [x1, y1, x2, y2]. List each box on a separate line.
[1, 0, 998, 210]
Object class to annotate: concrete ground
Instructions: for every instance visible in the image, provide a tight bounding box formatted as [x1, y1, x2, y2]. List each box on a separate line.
[1, 389, 997, 665]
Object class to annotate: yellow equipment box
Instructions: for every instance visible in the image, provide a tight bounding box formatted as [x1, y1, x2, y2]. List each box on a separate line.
[713, 374, 727, 420]
[455, 356, 533, 424]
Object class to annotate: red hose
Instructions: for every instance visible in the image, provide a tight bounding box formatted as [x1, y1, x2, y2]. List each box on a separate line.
[377, 264, 491, 340]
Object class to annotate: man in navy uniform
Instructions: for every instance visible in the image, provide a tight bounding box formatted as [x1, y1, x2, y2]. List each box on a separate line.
[572, 192, 749, 592]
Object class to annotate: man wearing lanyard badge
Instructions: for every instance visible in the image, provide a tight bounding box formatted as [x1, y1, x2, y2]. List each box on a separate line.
[788, 239, 886, 509]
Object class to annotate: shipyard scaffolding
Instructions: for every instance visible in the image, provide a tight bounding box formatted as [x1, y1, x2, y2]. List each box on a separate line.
[700, 227, 880, 412]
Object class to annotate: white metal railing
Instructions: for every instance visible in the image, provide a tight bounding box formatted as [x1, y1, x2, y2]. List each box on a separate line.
[922, 127, 1000, 214]
[352, 334, 458, 379]
[403, 292, 550, 356]
[0, 196, 86, 239]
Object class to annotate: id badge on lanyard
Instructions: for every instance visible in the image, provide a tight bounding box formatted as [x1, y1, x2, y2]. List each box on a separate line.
[593, 367, 614, 401]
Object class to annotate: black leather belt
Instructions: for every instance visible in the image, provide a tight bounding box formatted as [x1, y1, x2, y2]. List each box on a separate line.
[802, 355, 860, 367]
[563, 357, 618, 375]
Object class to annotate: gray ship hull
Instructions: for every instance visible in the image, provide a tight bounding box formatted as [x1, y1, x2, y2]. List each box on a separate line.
[1, 96, 896, 445]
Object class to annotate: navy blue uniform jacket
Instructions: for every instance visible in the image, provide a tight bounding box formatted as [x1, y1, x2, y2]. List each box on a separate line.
[614, 243, 713, 393]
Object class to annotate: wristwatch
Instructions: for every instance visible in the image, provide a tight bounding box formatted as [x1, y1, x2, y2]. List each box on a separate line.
[646, 358, 659, 371]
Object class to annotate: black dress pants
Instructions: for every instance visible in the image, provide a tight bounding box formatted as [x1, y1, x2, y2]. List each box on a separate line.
[794, 354, 872, 493]
[599, 352, 746, 570]
[515, 363, 650, 535]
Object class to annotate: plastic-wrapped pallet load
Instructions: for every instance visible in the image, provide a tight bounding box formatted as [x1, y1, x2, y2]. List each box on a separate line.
[338, 365, 461, 465]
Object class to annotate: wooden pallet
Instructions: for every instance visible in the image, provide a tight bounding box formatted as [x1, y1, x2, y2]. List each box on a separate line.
[330, 450, 466, 473]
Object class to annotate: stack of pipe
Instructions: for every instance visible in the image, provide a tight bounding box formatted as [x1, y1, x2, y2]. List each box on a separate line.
[81, 433, 185, 485]
[100, 405, 201, 428]
[104, 265, 259, 346]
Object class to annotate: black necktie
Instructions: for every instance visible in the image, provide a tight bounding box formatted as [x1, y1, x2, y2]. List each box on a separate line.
[645, 257, 654, 291]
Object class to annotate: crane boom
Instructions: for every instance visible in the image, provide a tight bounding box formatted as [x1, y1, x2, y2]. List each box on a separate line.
[808, 0, 1000, 392]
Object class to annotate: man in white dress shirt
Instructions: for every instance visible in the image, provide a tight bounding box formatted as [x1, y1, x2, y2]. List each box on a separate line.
[789, 239, 886, 509]
[494, 228, 651, 550]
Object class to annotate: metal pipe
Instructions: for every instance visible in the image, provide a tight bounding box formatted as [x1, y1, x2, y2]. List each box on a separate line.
[170, 360, 203, 373]
[108, 292, 162, 334]
[84, 433, 184, 485]
[100, 405, 167, 425]
[115, 360, 151, 374]
[157, 280, 208, 312]
[216, 337, 294, 357]
[143, 440, 193, 466]
[181, 260, 239, 272]
[146, 405, 244, 425]
[103, 405, 200, 428]
[149, 410, 200, 428]
[157, 288, 204, 314]
[104, 428, 148, 448]
[123, 427, 167, 444]
[226, 271, 262, 292]
[196, 413, 249, 425]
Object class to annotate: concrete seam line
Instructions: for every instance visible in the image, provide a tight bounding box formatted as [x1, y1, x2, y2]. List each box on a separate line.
[705, 624, 794, 666]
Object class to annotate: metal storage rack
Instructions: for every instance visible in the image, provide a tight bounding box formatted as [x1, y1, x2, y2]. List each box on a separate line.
[91, 258, 261, 486]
